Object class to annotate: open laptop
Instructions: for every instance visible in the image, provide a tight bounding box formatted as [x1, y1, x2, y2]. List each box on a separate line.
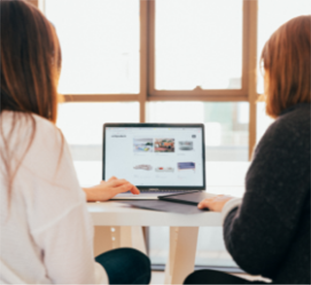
[103, 123, 206, 199]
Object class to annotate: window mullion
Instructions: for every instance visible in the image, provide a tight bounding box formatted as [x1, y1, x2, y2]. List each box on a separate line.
[244, 0, 258, 160]
[139, 0, 148, 123]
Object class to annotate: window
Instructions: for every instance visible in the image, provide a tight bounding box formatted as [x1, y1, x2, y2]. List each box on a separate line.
[148, 102, 249, 161]
[46, 0, 140, 95]
[154, 0, 243, 91]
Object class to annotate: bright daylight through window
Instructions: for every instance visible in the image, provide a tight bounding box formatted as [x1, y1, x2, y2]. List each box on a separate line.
[46, 0, 140, 94]
[155, 0, 243, 90]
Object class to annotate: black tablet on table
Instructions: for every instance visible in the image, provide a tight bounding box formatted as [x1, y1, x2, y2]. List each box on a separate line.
[158, 191, 216, 206]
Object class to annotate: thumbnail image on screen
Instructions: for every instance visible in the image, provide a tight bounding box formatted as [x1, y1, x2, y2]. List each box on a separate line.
[133, 138, 153, 152]
[154, 138, 175, 152]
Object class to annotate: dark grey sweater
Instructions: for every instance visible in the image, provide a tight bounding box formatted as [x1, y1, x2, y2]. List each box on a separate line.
[224, 103, 310, 284]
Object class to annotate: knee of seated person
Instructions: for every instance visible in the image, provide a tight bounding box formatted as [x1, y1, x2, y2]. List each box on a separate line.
[183, 270, 202, 284]
[114, 248, 150, 271]
[183, 270, 251, 284]
[121, 248, 151, 282]
[95, 248, 151, 274]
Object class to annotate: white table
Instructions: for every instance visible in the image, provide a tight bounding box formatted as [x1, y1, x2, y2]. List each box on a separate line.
[80, 162, 248, 284]
[88, 199, 224, 285]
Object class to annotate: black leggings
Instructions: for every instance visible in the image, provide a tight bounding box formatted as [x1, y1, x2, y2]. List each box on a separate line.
[95, 248, 151, 284]
[184, 269, 268, 284]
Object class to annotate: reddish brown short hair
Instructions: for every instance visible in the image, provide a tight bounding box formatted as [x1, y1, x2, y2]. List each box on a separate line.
[260, 15, 311, 118]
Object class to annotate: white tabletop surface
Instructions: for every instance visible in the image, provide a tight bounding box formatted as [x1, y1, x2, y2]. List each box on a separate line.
[81, 161, 249, 227]
[87, 186, 245, 228]
[88, 200, 223, 227]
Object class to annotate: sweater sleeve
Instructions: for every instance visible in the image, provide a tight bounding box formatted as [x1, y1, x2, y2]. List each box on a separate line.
[221, 198, 242, 224]
[223, 115, 310, 277]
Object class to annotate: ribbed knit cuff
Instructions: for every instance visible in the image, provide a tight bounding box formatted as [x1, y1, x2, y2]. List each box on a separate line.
[221, 198, 242, 225]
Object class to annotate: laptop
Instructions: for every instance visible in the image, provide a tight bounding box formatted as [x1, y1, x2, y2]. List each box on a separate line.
[103, 123, 206, 199]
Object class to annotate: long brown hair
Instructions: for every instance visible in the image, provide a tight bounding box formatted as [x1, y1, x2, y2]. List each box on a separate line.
[0, 0, 62, 199]
[260, 15, 311, 118]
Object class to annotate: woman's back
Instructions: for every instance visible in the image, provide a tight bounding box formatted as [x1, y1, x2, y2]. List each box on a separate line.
[224, 103, 310, 284]
[0, 112, 97, 284]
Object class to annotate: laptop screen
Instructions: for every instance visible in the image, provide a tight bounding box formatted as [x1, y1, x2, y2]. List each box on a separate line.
[103, 124, 205, 190]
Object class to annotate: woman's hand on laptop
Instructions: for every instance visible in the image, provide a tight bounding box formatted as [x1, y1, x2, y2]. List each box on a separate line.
[83, 177, 140, 202]
[198, 195, 233, 212]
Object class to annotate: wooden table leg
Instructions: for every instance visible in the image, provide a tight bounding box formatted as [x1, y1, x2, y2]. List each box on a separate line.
[94, 226, 115, 257]
[120, 226, 147, 254]
[164, 227, 199, 285]
[93, 226, 147, 257]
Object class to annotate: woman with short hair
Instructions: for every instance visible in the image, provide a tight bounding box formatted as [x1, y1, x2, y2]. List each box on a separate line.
[185, 15, 310, 284]
[0, 1, 150, 284]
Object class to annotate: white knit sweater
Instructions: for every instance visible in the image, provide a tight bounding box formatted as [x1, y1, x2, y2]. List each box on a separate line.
[0, 111, 108, 284]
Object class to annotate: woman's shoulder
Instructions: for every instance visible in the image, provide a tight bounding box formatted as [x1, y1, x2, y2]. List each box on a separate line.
[1, 111, 73, 183]
[25, 114, 71, 179]
[2, 111, 84, 203]
[278, 103, 310, 132]
[1, 112, 85, 234]
[262, 104, 309, 145]
[31, 112, 64, 150]
[1, 110, 62, 142]
[254, 104, 310, 161]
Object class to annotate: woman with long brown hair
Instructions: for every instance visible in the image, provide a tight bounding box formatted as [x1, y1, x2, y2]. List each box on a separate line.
[0, 0, 150, 284]
[184, 15, 311, 284]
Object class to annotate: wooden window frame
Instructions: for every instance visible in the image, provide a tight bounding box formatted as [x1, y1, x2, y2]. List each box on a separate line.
[147, 0, 248, 101]
[33, 0, 259, 160]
